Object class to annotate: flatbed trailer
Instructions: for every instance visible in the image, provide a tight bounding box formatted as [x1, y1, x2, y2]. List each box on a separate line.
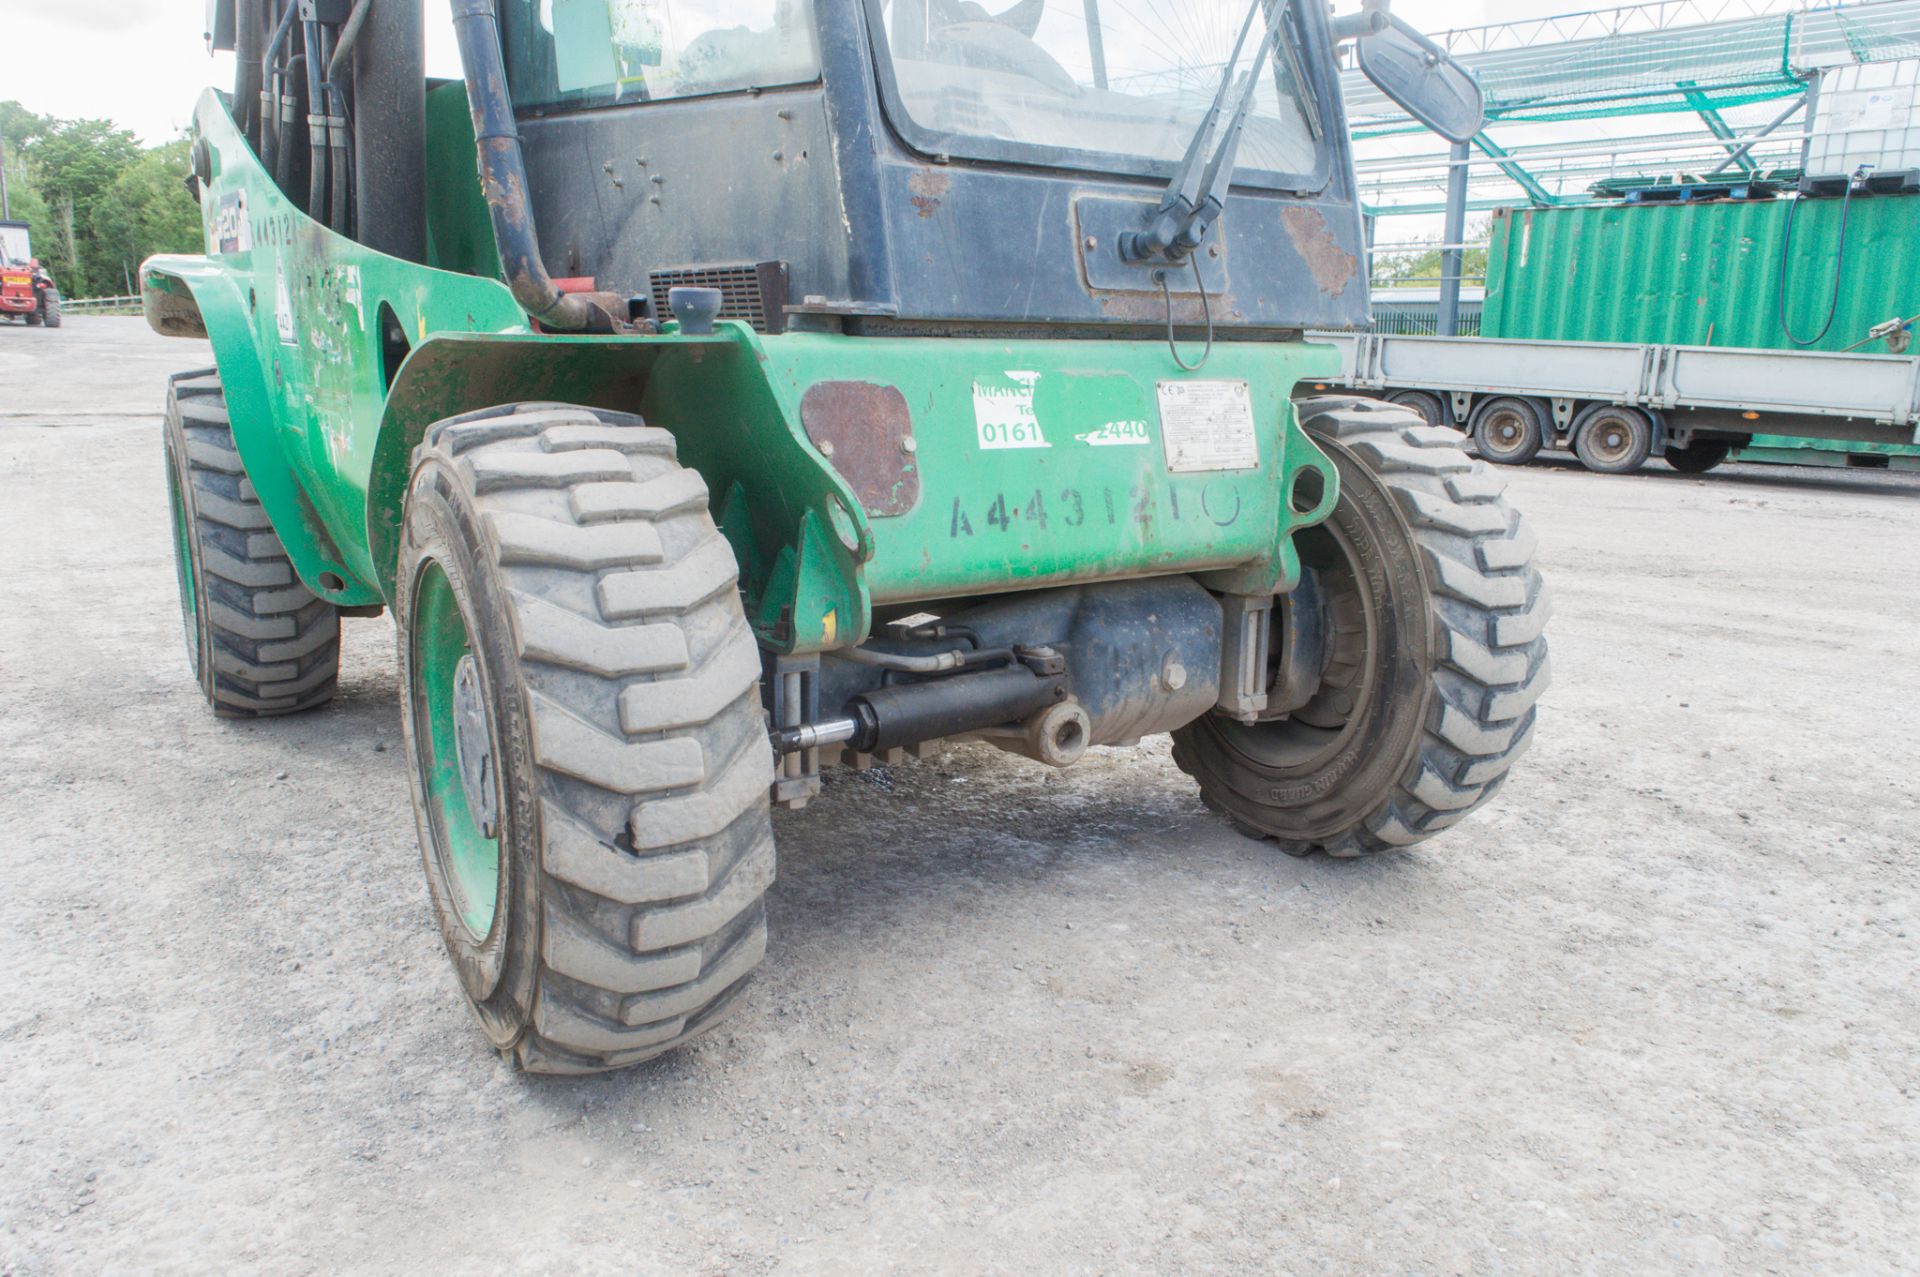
[1306, 330, 1920, 473]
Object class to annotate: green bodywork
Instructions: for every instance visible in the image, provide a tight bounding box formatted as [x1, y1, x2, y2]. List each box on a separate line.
[146, 90, 1344, 654]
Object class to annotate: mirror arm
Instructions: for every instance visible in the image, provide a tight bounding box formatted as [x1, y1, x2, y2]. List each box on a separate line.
[1329, 0, 1389, 43]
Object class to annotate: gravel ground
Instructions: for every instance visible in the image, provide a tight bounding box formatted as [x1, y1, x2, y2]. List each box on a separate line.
[2, 318, 1916, 1275]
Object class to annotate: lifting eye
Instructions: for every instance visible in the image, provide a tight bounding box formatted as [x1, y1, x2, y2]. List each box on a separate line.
[1290, 466, 1327, 515]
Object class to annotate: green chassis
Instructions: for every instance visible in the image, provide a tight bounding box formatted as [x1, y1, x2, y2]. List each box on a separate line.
[145, 92, 1345, 654]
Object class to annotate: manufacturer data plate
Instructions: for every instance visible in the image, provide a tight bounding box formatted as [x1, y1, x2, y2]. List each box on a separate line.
[1157, 380, 1259, 472]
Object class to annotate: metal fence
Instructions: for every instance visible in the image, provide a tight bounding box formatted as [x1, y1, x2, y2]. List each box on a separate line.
[61, 295, 142, 316]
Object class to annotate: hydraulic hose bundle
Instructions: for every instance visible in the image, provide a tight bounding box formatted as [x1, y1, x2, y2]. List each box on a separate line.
[243, 0, 374, 237]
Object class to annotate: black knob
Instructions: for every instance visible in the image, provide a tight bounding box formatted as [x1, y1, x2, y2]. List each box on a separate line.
[667, 286, 724, 335]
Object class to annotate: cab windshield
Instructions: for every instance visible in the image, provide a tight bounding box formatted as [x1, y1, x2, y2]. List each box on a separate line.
[866, 0, 1324, 185]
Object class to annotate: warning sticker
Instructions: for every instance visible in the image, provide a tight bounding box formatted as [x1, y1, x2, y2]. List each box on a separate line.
[275, 269, 296, 346]
[1157, 380, 1258, 472]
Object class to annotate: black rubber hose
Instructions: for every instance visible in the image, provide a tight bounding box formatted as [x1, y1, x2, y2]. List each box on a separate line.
[304, 21, 328, 221]
[273, 54, 304, 193]
[1777, 179, 1856, 348]
[259, 2, 297, 175]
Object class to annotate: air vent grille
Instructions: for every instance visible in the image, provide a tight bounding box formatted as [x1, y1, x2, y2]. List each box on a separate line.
[649, 261, 788, 334]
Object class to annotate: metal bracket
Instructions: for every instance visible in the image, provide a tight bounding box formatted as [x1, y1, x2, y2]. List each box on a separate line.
[1449, 391, 1474, 424]
[768, 654, 822, 810]
[1216, 593, 1275, 722]
[1549, 397, 1575, 432]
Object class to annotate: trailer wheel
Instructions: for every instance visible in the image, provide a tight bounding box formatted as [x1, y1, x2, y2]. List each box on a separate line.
[1387, 389, 1448, 429]
[1572, 404, 1653, 473]
[1172, 398, 1549, 857]
[162, 369, 340, 717]
[1469, 396, 1546, 465]
[1663, 440, 1732, 474]
[398, 403, 774, 1075]
[40, 292, 61, 328]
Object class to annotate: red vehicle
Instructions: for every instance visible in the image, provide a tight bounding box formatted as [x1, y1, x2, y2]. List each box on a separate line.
[0, 220, 61, 327]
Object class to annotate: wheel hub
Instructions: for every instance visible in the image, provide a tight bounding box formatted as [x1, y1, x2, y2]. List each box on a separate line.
[451, 655, 499, 840]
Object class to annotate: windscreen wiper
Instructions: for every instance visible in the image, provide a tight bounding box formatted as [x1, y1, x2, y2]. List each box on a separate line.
[1120, 0, 1284, 267]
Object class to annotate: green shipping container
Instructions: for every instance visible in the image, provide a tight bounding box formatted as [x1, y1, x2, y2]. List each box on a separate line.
[1481, 194, 1920, 354]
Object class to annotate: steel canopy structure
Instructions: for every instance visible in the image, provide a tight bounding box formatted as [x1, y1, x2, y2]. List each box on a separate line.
[1348, 0, 1920, 333]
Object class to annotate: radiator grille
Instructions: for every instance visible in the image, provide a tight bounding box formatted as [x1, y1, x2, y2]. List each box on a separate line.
[649, 261, 788, 334]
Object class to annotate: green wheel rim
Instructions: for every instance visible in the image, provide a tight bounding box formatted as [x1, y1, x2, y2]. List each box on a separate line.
[165, 442, 200, 673]
[412, 560, 502, 939]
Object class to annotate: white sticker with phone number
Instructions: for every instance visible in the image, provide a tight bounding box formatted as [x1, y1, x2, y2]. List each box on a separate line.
[972, 370, 1052, 449]
[1158, 380, 1259, 472]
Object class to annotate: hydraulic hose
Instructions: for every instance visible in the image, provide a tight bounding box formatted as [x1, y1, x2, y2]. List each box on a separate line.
[304, 20, 329, 220]
[258, 1, 298, 175]
[1777, 174, 1860, 348]
[328, 0, 376, 79]
[449, 0, 596, 331]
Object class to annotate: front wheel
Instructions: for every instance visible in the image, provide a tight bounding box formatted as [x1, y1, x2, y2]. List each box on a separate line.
[1172, 399, 1550, 856]
[40, 292, 61, 328]
[398, 403, 774, 1074]
[162, 369, 339, 716]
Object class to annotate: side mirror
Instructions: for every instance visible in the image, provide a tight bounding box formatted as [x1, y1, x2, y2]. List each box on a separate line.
[1356, 16, 1485, 144]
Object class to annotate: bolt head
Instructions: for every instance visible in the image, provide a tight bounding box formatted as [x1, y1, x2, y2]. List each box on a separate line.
[901, 436, 917, 454]
[819, 439, 835, 458]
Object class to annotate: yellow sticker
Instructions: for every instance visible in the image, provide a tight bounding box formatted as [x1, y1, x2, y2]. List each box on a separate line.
[821, 609, 837, 646]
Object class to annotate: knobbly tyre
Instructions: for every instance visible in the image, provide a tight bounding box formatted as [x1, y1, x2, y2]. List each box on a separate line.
[149, 0, 1548, 1074]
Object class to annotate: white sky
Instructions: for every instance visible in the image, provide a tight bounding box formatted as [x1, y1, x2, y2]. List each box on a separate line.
[22, 0, 1576, 143]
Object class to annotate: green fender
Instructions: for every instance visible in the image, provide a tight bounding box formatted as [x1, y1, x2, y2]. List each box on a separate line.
[370, 327, 876, 654]
[142, 255, 378, 605]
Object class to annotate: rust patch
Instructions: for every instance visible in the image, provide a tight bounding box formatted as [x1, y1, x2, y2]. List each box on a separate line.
[800, 381, 920, 517]
[1282, 207, 1358, 298]
[908, 168, 950, 219]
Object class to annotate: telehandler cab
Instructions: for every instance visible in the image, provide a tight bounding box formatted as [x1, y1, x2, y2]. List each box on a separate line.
[150, 0, 1548, 1072]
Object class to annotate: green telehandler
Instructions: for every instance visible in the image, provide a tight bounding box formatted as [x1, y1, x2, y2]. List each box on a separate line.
[150, 0, 1548, 1073]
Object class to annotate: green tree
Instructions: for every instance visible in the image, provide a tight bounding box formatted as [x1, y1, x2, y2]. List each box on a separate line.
[93, 142, 203, 297]
[0, 102, 200, 297]
[1371, 218, 1491, 289]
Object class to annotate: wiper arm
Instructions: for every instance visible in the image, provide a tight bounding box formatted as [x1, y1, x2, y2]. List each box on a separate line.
[1120, 0, 1283, 267]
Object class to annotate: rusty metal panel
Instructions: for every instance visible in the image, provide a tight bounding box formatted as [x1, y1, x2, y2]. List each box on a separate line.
[801, 381, 921, 517]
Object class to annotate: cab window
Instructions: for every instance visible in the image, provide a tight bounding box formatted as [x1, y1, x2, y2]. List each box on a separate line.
[503, 0, 820, 109]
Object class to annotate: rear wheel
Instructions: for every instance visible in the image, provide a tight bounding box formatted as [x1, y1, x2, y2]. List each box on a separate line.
[1663, 440, 1732, 473]
[1469, 395, 1546, 465]
[398, 402, 774, 1074]
[1172, 398, 1550, 856]
[1572, 404, 1653, 474]
[162, 369, 340, 716]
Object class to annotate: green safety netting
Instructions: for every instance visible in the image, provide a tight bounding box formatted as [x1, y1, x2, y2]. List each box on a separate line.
[1343, 0, 1920, 137]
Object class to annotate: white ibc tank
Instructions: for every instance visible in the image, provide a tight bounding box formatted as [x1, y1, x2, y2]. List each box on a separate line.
[1807, 57, 1920, 179]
